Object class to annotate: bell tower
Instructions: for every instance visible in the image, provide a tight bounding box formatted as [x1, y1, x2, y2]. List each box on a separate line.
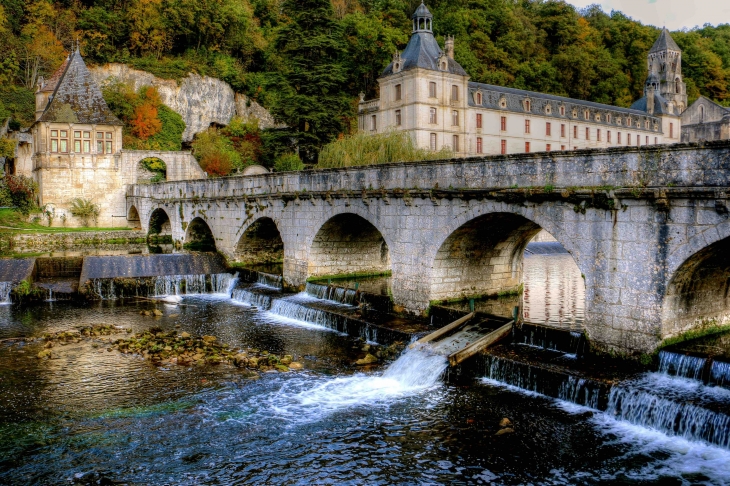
[644, 28, 687, 114]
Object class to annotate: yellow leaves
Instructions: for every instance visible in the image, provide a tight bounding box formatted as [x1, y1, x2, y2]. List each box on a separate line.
[131, 103, 162, 140]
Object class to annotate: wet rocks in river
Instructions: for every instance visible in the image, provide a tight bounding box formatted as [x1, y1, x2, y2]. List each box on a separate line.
[112, 327, 304, 374]
[355, 353, 379, 366]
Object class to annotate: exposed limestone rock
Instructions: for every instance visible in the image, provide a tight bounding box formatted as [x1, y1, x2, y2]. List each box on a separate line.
[89, 63, 280, 142]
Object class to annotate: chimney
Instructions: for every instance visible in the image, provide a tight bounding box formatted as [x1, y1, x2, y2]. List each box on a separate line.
[35, 76, 47, 121]
[646, 86, 655, 115]
[445, 36, 454, 60]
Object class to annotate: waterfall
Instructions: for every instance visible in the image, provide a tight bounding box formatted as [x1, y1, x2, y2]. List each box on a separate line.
[606, 383, 730, 448]
[658, 350, 706, 381]
[231, 288, 273, 309]
[711, 361, 730, 387]
[268, 296, 378, 342]
[305, 283, 357, 305]
[0, 282, 12, 305]
[257, 272, 283, 289]
[90, 273, 235, 299]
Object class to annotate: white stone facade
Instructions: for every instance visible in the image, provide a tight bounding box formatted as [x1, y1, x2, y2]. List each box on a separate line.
[359, 4, 682, 156]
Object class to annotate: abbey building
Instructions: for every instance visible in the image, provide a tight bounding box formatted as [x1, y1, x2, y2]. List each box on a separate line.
[359, 3, 697, 156]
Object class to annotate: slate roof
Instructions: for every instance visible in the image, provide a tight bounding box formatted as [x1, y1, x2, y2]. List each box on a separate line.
[630, 93, 681, 116]
[40, 58, 70, 93]
[412, 2, 433, 19]
[650, 28, 680, 53]
[38, 49, 122, 126]
[381, 32, 468, 77]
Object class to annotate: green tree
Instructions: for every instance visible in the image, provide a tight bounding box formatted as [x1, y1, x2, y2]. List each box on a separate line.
[273, 0, 353, 163]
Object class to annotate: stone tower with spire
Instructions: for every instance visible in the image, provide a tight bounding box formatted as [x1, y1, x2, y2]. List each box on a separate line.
[635, 28, 687, 116]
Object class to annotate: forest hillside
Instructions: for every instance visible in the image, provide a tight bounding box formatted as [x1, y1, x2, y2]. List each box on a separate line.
[0, 0, 728, 165]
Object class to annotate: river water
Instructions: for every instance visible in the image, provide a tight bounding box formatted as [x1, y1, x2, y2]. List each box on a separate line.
[1, 252, 730, 484]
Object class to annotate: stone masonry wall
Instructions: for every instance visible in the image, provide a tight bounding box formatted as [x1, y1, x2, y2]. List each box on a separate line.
[128, 141, 730, 355]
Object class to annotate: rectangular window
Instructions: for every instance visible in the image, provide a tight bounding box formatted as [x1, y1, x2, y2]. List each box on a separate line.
[627, 133, 631, 145]
[561, 145, 565, 150]
[73, 130, 81, 152]
[525, 141, 530, 153]
[670, 122, 674, 138]
[597, 129, 601, 142]
[636, 135, 640, 147]
[646, 136, 649, 145]
[452, 135, 459, 152]
[395, 109, 401, 126]
[476, 137, 483, 154]
[96, 132, 104, 153]
[546, 122, 551, 136]
[451, 85, 459, 102]
[395, 84, 402, 101]
[476, 113, 482, 129]
[585, 127, 590, 140]
[429, 82, 436, 98]
[546, 143, 551, 152]
[561, 124, 565, 137]
[51, 139, 58, 152]
[430, 107, 437, 124]
[654, 137, 658, 144]
[371, 115, 377, 131]
[500, 116, 506, 131]
[83, 131, 91, 153]
[525, 119, 530, 134]
[573, 126, 578, 138]
[452, 110, 459, 126]
[618, 132, 622, 144]
[60, 139, 68, 153]
[106, 141, 112, 154]
[501, 139, 506, 155]
[430, 133, 437, 151]
[607, 131, 611, 144]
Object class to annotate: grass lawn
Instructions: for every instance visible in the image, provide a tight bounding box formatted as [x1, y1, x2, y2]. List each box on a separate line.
[0, 208, 134, 233]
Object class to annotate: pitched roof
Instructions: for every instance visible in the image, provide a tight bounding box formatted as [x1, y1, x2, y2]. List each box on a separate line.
[650, 28, 680, 53]
[38, 49, 122, 126]
[381, 32, 467, 77]
[40, 58, 70, 93]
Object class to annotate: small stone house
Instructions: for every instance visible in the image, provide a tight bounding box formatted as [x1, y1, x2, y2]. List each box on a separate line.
[681, 96, 730, 142]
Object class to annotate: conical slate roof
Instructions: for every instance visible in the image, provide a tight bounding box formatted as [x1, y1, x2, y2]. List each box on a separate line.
[381, 32, 467, 77]
[412, 1, 433, 19]
[40, 58, 70, 93]
[650, 28, 680, 53]
[38, 49, 122, 125]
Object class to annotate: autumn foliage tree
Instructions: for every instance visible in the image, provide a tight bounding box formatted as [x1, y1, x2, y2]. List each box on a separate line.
[131, 103, 162, 139]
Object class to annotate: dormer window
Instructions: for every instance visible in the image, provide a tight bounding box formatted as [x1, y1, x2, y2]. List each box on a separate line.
[559, 106, 565, 116]
[584, 110, 589, 119]
[595, 114, 601, 122]
[572, 109, 578, 118]
[441, 61, 447, 70]
[524, 100, 531, 112]
[607, 114, 611, 123]
[545, 105, 551, 115]
[474, 91, 482, 105]
[500, 97, 507, 109]
[617, 118, 622, 126]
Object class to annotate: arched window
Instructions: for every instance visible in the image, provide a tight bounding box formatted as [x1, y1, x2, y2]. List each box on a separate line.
[700, 105, 705, 123]
[675, 78, 681, 94]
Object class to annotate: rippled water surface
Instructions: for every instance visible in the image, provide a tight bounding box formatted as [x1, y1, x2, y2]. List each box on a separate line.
[1, 270, 729, 484]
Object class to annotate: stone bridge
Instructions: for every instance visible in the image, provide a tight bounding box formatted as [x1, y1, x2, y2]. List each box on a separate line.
[127, 141, 730, 355]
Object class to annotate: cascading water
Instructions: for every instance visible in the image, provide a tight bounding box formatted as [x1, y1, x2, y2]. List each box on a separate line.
[257, 272, 283, 289]
[304, 283, 357, 305]
[658, 350, 706, 380]
[231, 288, 273, 309]
[90, 273, 236, 299]
[711, 360, 730, 387]
[0, 282, 12, 305]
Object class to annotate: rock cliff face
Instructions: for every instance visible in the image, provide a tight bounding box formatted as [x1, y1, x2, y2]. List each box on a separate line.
[89, 64, 279, 142]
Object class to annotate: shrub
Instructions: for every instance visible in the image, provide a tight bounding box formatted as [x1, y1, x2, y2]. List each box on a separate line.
[273, 153, 304, 172]
[0, 138, 16, 158]
[139, 157, 167, 183]
[69, 198, 100, 227]
[192, 128, 242, 176]
[4, 175, 38, 214]
[318, 130, 453, 169]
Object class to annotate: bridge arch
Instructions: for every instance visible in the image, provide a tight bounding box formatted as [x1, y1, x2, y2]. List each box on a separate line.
[308, 212, 391, 278]
[148, 208, 172, 237]
[662, 234, 730, 338]
[425, 206, 586, 320]
[184, 217, 217, 252]
[127, 205, 141, 229]
[235, 217, 284, 265]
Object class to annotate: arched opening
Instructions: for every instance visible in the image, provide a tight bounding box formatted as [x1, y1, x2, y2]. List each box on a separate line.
[184, 217, 216, 252]
[236, 217, 284, 265]
[675, 78, 681, 94]
[138, 158, 167, 184]
[431, 214, 584, 329]
[309, 213, 390, 278]
[148, 208, 171, 237]
[700, 105, 705, 123]
[127, 205, 141, 229]
[662, 236, 730, 338]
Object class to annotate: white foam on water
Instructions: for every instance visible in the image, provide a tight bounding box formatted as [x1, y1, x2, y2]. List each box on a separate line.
[266, 348, 448, 422]
[0, 281, 12, 305]
[258, 311, 344, 334]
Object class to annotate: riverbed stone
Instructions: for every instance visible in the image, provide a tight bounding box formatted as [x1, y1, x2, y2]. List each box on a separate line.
[355, 354, 378, 366]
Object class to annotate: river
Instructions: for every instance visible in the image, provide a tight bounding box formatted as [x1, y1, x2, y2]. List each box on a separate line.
[1, 249, 729, 485]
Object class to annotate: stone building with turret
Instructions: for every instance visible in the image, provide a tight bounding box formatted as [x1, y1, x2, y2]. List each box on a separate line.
[359, 3, 684, 156]
[10, 47, 204, 228]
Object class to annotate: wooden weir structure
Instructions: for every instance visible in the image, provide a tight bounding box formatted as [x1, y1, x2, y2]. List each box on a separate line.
[410, 312, 514, 367]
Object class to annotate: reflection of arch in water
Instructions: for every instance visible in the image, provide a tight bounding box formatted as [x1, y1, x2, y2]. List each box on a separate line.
[148, 208, 171, 236]
[184, 217, 216, 252]
[236, 217, 283, 264]
[662, 235, 730, 339]
[308, 213, 390, 278]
